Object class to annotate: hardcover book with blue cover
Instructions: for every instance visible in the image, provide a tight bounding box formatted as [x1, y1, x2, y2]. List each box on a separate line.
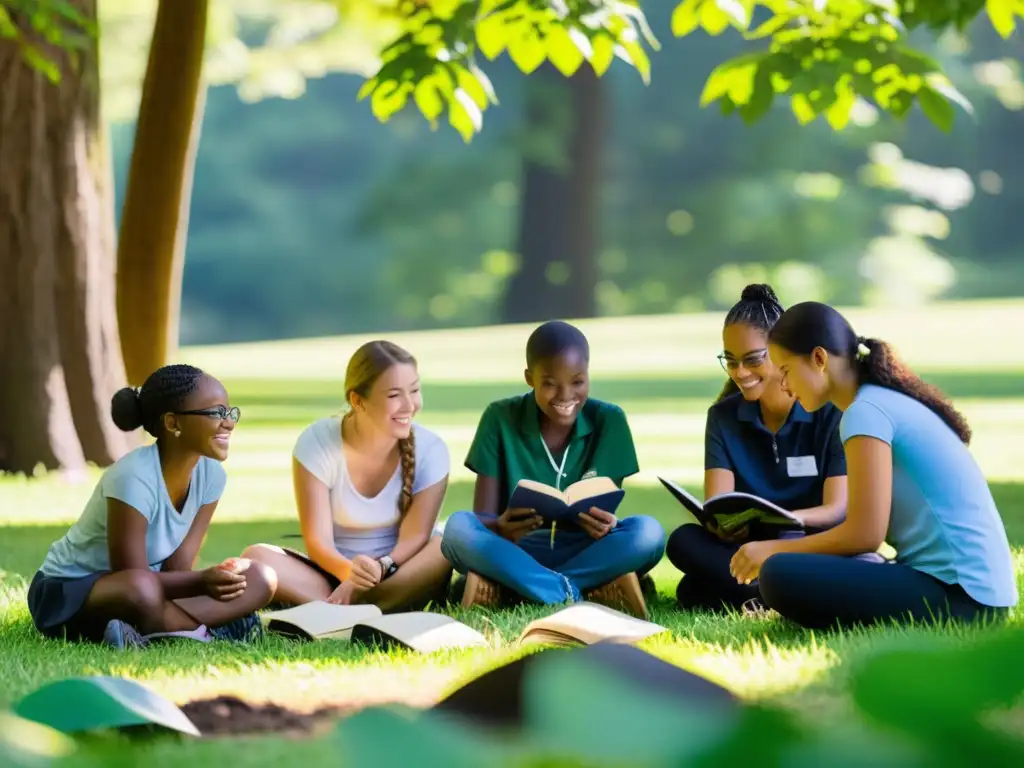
[508, 476, 625, 523]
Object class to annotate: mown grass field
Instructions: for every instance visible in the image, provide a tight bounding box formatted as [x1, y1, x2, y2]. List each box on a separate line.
[1, 300, 1022, 765]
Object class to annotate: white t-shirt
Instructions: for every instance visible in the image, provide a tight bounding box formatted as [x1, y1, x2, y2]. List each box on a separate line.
[292, 418, 450, 558]
[40, 443, 227, 579]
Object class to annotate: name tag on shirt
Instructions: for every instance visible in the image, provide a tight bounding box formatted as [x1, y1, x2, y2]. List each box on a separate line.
[787, 455, 818, 477]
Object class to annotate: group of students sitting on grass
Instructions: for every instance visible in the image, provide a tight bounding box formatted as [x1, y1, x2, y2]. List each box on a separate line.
[26, 286, 1018, 649]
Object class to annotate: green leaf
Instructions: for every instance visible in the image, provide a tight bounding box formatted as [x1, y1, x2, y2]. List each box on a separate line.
[370, 80, 408, 122]
[739, 64, 775, 123]
[791, 93, 816, 124]
[825, 76, 856, 129]
[671, 0, 703, 36]
[20, 44, 61, 83]
[926, 73, 974, 117]
[916, 85, 954, 131]
[413, 78, 444, 121]
[717, 0, 752, 29]
[986, 0, 1017, 37]
[357, 77, 377, 101]
[475, 1, 510, 59]
[506, 25, 546, 73]
[450, 87, 483, 142]
[617, 41, 652, 84]
[700, 1, 731, 34]
[469, 62, 498, 104]
[545, 25, 584, 76]
[334, 706, 511, 768]
[590, 34, 615, 75]
[456, 65, 490, 109]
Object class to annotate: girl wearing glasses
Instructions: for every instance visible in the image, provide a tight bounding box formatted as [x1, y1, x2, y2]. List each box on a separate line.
[27, 364, 273, 649]
[243, 341, 454, 612]
[665, 284, 850, 613]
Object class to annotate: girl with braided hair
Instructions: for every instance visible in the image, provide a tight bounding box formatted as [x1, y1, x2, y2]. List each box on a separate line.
[27, 365, 275, 649]
[244, 341, 453, 611]
[665, 285, 850, 613]
[729, 301, 1017, 628]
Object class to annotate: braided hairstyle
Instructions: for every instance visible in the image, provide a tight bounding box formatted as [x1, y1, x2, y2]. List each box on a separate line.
[110, 364, 206, 439]
[716, 284, 785, 402]
[770, 302, 971, 444]
[344, 340, 418, 514]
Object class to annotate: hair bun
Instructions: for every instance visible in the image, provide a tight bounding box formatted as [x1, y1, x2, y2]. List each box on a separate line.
[110, 387, 144, 432]
[740, 283, 780, 305]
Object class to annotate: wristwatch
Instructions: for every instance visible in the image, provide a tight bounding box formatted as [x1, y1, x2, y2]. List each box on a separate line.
[377, 555, 398, 581]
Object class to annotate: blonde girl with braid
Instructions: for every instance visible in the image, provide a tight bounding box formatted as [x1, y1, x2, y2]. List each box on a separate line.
[244, 341, 454, 611]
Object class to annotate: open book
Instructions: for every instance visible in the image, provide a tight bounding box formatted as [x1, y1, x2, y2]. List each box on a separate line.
[508, 476, 625, 523]
[657, 477, 803, 533]
[518, 602, 667, 648]
[261, 602, 383, 641]
[261, 601, 488, 653]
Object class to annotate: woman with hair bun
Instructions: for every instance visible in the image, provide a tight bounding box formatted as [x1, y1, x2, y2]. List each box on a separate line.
[729, 301, 1017, 628]
[27, 365, 275, 649]
[665, 285, 850, 613]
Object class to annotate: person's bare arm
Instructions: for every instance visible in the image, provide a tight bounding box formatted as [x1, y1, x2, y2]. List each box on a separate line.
[774, 437, 891, 556]
[161, 502, 217, 572]
[293, 458, 352, 583]
[703, 469, 735, 500]
[791, 476, 848, 529]
[108, 499, 208, 599]
[389, 477, 449, 564]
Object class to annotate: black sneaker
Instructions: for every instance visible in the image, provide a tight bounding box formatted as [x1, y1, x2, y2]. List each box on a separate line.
[210, 612, 264, 643]
[102, 619, 147, 649]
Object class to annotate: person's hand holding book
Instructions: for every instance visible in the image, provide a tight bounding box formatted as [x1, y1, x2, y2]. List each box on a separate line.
[578, 507, 617, 539]
[497, 507, 543, 542]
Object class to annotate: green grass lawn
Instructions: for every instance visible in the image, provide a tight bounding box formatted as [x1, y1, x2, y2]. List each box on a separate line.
[2, 301, 1023, 765]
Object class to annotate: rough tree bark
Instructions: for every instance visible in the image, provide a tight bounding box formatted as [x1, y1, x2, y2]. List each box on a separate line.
[0, 1, 132, 475]
[501, 62, 604, 324]
[116, 0, 208, 385]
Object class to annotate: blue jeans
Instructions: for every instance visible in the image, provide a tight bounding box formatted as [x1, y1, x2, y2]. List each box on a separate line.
[440, 511, 666, 604]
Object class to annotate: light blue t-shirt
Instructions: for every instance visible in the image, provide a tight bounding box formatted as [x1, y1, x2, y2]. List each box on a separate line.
[840, 384, 1017, 608]
[39, 443, 227, 579]
[292, 419, 450, 559]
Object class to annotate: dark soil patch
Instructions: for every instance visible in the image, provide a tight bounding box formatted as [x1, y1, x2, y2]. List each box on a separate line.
[181, 696, 359, 738]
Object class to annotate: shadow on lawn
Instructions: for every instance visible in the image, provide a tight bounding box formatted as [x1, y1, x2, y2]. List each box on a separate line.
[0, 482, 1021, 664]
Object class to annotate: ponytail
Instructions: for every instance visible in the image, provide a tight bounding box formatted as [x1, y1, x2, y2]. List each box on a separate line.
[855, 337, 971, 444]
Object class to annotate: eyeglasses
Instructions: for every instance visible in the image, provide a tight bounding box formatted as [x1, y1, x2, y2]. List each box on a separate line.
[717, 349, 769, 372]
[177, 405, 241, 423]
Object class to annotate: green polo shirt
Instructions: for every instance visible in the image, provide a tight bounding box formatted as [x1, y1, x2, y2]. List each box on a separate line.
[465, 393, 640, 511]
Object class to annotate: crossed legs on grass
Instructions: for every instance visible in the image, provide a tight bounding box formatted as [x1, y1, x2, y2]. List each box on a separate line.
[440, 511, 665, 616]
[242, 537, 453, 612]
[757, 553, 1008, 630]
[77, 563, 276, 642]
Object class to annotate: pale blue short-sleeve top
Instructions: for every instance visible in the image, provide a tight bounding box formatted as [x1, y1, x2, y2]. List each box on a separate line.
[840, 384, 1017, 608]
[40, 443, 227, 579]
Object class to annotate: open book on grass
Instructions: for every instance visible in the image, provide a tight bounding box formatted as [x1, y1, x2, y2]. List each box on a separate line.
[262, 602, 488, 653]
[508, 476, 625, 523]
[518, 602, 667, 648]
[657, 477, 803, 533]
[261, 602, 383, 641]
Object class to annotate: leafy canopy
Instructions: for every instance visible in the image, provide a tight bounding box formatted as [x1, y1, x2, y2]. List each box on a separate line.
[356, 0, 1024, 139]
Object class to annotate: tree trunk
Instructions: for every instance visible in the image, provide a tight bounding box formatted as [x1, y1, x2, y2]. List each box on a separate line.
[116, 0, 208, 385]
[0, 0, 130, 474]
[501, 62, 605, 324]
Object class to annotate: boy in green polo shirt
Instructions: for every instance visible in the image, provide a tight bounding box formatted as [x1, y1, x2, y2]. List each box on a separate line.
[439, 321, 666, 617]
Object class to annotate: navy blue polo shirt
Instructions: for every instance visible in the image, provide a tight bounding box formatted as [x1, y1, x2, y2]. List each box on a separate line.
[705, 393, 846, 512]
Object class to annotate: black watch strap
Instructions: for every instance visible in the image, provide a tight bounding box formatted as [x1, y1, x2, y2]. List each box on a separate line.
[377, 555, 398, 581]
